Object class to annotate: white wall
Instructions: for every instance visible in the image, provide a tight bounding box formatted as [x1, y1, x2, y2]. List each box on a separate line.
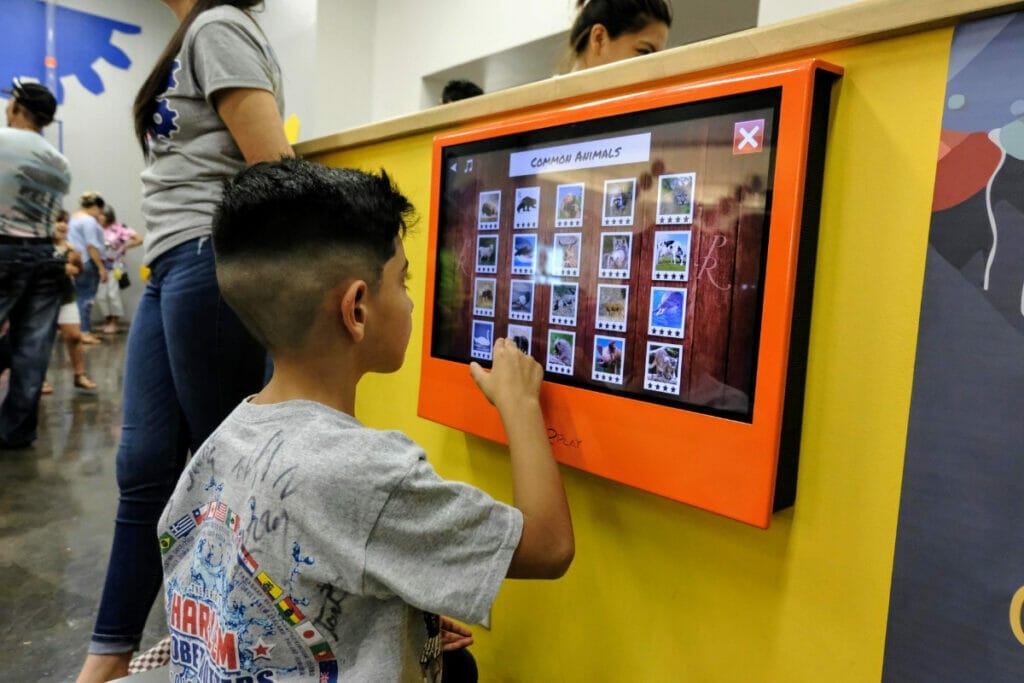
[308, 0, 376, 140]
[757, 0, 864, 26]
[368, 0, 578, 122]
[258, 0, 318, 138]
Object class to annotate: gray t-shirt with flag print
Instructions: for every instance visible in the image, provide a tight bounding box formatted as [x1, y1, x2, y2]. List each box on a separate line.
[158, 398, 523, 682]
[140, 5, 284, 266]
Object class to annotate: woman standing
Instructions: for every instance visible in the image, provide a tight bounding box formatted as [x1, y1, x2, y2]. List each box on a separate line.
[567, 0, 672, 72]
[67, 192, 108, 344]
[77, 1, 292, 680]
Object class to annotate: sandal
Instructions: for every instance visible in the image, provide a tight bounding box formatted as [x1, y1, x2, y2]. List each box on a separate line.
[41, 381, 53, 395]
[81, 333, 102, 345]
[74, 374, 98, 391]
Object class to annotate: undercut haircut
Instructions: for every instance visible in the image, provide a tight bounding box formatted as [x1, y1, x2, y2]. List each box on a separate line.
[213, 158, 415, 352]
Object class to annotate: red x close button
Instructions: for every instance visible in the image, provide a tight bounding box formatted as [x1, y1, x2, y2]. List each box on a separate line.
[733, 119, 765, 155]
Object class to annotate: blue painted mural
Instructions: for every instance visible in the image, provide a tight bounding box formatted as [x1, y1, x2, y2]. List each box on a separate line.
[1, 0, 141, 103]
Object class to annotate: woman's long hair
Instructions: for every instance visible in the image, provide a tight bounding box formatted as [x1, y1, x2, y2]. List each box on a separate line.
[568, 0, 673, 57]
[133, 0, 263, 155]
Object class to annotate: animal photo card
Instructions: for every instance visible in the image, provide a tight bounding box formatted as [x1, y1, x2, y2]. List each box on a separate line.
[592, 335, 626, 385]
[475, 235, 499, 274]
[471, 320, 494, 361]
[508, 280, 535, 322]
[513, 186, 540, 229]
[648, 287, 687, 338]
[549, 282, 579, 327]
[508, 324, 532, 356]
[549, 233, 581, 278]
[599, 231, 633, 280]
[652, 230, 691, 281]
[595, 284, 629, 333]
[473, 277, 496, 317]
[645, 341, 683, 395]
[546, 330, 576, 375]
[656, 172, 695, 225]
[602, 178, 637, 227]
[477, 190, 501, 230]
[555, 183, 585, 228]
[511, 234, 537, 276]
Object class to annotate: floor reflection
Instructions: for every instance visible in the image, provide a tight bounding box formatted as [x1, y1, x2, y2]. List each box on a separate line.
[0, 335, 167, 682]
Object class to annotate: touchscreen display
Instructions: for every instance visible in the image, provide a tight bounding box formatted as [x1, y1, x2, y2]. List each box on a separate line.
[431, 90, 780, 421]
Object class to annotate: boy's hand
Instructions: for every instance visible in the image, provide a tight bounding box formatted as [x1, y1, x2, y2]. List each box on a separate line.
[469, 338, 542, 411]
[440, 618, 473, 651]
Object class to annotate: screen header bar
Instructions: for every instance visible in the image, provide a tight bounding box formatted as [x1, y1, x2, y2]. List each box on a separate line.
[508, 132, 651, 177]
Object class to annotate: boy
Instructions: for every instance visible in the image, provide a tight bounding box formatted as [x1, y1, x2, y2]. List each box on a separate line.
[157, 158, 574, 682]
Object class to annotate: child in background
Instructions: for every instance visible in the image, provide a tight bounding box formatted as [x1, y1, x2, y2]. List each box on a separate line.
[43, 210, 97, 393]
[97, 205, 142, 335]
[158, 158, 574, 681]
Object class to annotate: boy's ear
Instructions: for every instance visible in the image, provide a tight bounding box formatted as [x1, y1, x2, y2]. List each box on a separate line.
[340, 279, 369, 342]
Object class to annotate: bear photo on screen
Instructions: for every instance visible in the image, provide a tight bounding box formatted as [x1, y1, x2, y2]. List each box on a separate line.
[514, 186, 540, 229]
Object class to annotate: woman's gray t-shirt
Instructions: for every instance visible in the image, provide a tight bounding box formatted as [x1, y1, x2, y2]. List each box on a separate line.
[158, 399, 523, 682]
[140, 6, 284, 265]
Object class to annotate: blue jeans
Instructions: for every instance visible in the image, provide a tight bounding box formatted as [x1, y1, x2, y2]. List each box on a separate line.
[0, 242, 65, 447]
[89, 237, 266, 654]
[74, 260, 100, 333]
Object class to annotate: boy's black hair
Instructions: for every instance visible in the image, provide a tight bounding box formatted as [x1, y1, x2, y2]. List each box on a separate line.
[213, 158, 415, 352]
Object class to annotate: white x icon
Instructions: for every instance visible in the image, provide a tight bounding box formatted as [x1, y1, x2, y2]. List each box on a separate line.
[738, 125, 760, 150]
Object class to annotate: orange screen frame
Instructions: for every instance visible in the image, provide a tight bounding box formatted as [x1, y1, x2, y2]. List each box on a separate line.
[418, 59, 842, 527]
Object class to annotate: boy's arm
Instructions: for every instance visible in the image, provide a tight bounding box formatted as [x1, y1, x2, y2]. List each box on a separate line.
[470, 338, 575, 579]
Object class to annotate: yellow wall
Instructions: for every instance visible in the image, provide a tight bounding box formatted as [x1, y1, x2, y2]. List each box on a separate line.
[312, 28, 950, 682]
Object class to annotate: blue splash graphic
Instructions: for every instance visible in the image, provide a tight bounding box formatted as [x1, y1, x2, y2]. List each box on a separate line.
[1, 0, 141, 103]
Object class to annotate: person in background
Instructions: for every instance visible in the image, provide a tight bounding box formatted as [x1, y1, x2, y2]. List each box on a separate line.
[97, 205, 142, 335]
[441, 79, 484, 103]
[0, 78, 71, 448]
[67, 191, 108, 345]
[567, 0, 672, 72]
[77, 0, 293, 680]
[42, 210, 97, 394]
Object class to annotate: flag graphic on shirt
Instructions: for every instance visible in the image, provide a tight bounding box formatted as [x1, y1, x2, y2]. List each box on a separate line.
[295, 621, 326, 647]
[226, 509, 241, 533]
[276, 597, 305, 624]
[238, 546, 258, 575]
[310, 641, 333, 662]
[158, 532, 176, 554]
[212, 502, 228, 522]
[169, 513, 196, 538]
[256, 572, 283, 599]
[318, 659, 339, 683]
[192, 504, 210, 525]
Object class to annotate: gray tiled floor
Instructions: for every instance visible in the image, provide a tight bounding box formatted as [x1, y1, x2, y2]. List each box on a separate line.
[0, 335, 167, 682]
